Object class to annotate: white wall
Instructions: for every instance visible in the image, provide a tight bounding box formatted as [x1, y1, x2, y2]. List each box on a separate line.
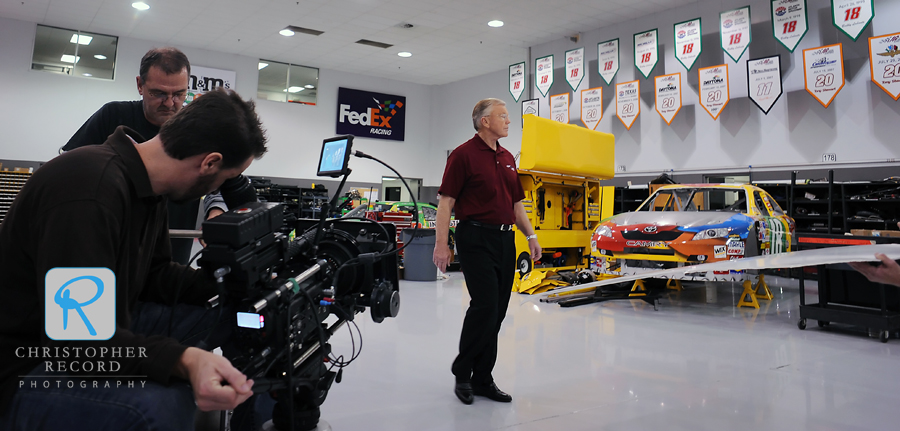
[527, 0, 900, 176]
[0, 16, 435, 185]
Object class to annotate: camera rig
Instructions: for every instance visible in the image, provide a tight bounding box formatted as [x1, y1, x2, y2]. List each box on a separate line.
[199, 201, 400, 430]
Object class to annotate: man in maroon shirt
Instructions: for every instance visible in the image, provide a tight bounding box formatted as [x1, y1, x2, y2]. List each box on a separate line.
[433, 98, 542, 405]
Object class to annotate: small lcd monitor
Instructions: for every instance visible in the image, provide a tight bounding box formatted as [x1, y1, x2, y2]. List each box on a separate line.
[317, 135, 354, 177]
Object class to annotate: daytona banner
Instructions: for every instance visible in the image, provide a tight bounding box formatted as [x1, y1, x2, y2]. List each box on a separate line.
[509, 62, 525, 102]
[698, 64, 730, 120]
[655, 73, 682, 125]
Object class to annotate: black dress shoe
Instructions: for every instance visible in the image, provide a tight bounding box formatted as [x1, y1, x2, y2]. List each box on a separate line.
[473, 382, 512, 402]
[454, 382, 474, 405]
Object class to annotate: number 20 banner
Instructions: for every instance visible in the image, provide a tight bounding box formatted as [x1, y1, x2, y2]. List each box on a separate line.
[581, 87, 603, 130]
[699, 64, 730, 120]
[655, 73, 682, 125]
[803, 43, 845, 108]
[869, 32, 900, 100]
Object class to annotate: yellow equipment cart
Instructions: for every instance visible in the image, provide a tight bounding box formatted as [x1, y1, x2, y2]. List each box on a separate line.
[514, 115, 615, 294]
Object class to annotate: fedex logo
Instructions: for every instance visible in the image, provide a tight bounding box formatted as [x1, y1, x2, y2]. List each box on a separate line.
[339, 104, 392, 128]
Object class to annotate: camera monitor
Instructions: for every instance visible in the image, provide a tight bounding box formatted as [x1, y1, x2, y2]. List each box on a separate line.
[317, 135, 354, 177]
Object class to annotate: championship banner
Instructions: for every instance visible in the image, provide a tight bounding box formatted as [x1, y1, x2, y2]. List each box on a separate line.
[674, 18, 702, 71]
[550, 93, 569, 124]
[698, 64, 730, 120]
[655, 73, 682, 125]
[832, 0, 874, 42]
[535, 55, 554, 97]
[616, 80, 640, 130]
[566, 47, 585, 91]
[747, 55, 783, 114]
[802, 44, 845, 108]
[869, 32, 900, 100]
[336, 87, 406, 141]
[721, 6, 751, 62]
[771, 0, 808, 52]
[634, 29, 659, 79]
[598, 39, 620, 86]
[509, 62, 525, 102]
[581, 87, 603, 130]
[187, 65, 235, 103]
[522, 98, 538, 127]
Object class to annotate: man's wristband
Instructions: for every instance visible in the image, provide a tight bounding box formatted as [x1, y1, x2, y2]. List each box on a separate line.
[525, 234, 538, 241]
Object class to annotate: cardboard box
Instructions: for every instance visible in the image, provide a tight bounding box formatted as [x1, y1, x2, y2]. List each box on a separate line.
[851, 229, 900, 238]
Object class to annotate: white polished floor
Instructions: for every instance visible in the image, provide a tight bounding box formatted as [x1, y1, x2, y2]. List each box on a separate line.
[319, 272, 900, 431]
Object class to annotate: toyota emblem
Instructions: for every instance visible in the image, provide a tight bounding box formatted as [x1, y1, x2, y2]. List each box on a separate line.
[643, 226, 658, 233]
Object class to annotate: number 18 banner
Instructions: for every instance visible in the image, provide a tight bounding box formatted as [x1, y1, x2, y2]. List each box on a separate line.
[803, 43, 844, 108]
[832, 0, 874, 42]
[869, 32, 900, 100]
[654, 73, 682, 125]
[721, 6, 751, 62]
[581, 87, 603, 130]
[771, 0, 807, 52]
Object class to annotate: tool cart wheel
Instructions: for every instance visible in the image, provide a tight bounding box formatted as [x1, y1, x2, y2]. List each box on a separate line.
[797, 318, 807, 330]
[517, 252, 532, 276]
[880, 330, 890, 343]
[817, 320, 829, 328]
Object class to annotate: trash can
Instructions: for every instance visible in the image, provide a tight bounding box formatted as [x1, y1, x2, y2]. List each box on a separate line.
[401, 228, 437, 281]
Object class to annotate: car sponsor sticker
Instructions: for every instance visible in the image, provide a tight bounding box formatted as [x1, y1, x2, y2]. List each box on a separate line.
[714, 245, 727, 258]
[726, 238, 745, 256]
[625, 240, 667, 248]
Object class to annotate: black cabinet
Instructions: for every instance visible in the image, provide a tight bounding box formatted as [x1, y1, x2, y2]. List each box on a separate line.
[613, 186, 649, 214]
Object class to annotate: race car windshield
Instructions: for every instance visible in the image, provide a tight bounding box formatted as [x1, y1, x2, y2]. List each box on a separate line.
[639, 188, 747, 212]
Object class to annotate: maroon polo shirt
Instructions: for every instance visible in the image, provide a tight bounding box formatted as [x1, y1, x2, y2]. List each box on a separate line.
[439, 134, 525, 225]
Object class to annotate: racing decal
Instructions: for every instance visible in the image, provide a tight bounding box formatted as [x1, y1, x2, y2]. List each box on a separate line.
[726, 238, 745, 256]
[714, 245, 727, 258]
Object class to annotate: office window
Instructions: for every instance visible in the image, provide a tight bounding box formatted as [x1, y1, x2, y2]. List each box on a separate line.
[257, 60, 318, 105]
[32, 24, 117, 80]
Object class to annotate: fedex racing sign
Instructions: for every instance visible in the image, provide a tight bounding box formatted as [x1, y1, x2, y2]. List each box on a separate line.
[336, 87, 406, 141]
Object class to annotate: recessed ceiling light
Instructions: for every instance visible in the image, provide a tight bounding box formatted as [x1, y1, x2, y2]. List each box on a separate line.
[304, 84, 315, 89]
[258, 62, 268, 70]
[60, 55, 80, 64]
[82, 73, 92, 77]
[132, 2, 150, 11]
[398, 51, 412, 57]
[94, 54, 107, 60]
[69, 34, 92, 45]
[488, 20, 504, 28]
[279, 29, 295, 37]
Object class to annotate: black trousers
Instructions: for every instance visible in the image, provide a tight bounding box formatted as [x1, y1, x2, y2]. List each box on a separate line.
[451, 222, 515, 386]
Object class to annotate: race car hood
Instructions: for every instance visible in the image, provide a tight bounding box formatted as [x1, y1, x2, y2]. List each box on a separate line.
[607, 211, 750, 230]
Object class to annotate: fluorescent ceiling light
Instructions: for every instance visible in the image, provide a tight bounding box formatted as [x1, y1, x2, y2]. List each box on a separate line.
[69, 34, 92, 45]
[94, 54, 107, 60]
[279, 29, 295, 37]
[397, 51, 412, 57]
[258, 62, 268, 70]
[60, 55, 80, 64]
[304, 84, 314, 89]
[132, 2, 150, 11]
[488, 20, 504, 28]
[285, 86, 304, 93]
[82, 73, 92, 77]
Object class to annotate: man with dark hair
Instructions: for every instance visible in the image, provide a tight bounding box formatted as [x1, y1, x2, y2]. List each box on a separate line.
[62, 47, 205, 265]
[0, 88, 268, 430]
[434, 98, 541, 405]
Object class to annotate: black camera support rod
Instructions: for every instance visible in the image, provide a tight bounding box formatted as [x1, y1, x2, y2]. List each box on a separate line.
[252, 260, 326, 313]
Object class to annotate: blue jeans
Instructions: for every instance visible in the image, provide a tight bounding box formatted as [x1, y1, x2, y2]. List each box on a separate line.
[0, 302, 268, 431]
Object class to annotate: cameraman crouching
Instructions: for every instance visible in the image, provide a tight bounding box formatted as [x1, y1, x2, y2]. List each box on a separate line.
[0, 88, 268, 430]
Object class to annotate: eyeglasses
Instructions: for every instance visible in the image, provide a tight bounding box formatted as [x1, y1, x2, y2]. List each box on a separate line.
[147, 90, 187, 103]
[495, 114, 509, 120]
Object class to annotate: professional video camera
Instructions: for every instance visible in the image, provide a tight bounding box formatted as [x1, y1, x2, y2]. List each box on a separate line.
[198, 136, 403, 431]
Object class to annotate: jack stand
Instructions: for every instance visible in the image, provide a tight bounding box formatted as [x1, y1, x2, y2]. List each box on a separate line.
[666, 279, 683, 291]
[629, 280, 647, 297]
[737, 279, 760, 309]
[753, 274, 773, 300]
